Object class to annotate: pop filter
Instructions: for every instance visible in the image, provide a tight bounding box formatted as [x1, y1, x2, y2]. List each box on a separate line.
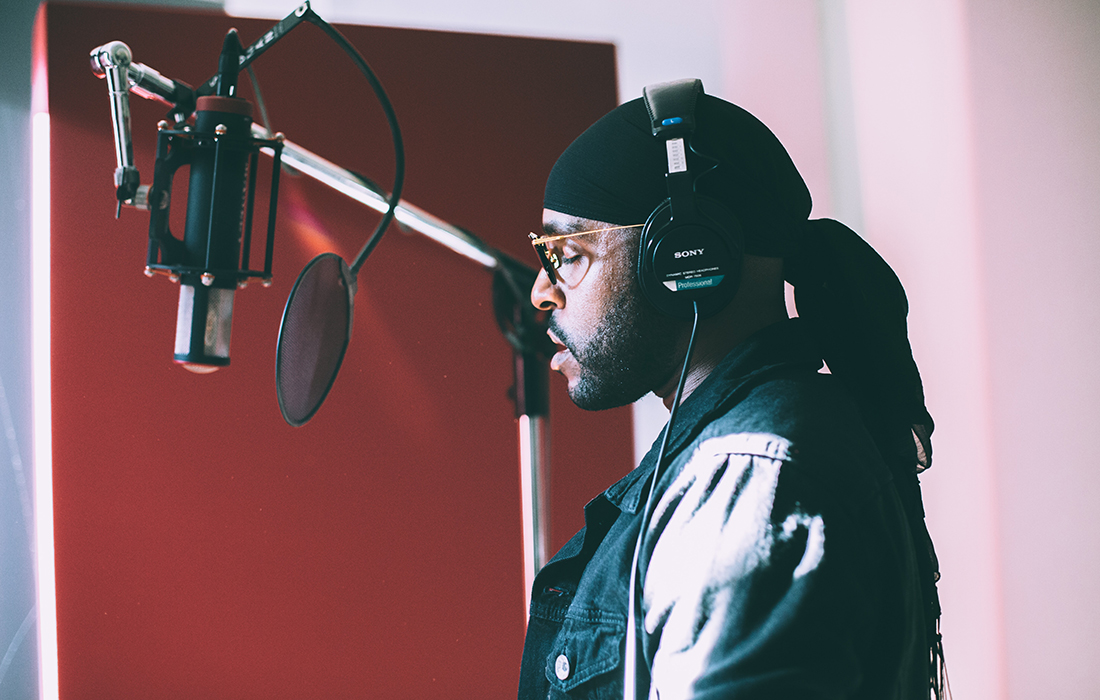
[275, 253, 355, 426]
[272, 12, 404, 427]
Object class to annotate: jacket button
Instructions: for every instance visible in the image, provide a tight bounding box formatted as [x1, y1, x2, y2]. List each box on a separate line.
[555, 654, 571, 680]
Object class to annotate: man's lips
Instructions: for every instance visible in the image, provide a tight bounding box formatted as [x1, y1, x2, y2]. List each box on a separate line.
[546, 329, 573, 372]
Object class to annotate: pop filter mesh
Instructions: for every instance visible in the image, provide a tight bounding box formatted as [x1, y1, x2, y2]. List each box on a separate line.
[276, 253, 354, 426]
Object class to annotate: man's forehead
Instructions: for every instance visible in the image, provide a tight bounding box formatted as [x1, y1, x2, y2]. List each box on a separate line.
[541, 209, 615, 236]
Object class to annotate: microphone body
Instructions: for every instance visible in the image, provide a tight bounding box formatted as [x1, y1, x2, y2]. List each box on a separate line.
[94, 29, 284, 374]
[173, 95, 253, 372]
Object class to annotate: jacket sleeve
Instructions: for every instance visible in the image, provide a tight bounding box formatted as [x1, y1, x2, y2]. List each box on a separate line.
[640, 432, 877, 700]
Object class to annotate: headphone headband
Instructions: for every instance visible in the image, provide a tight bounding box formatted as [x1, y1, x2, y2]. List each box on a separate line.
[643, 78, 703, 138]
[643, 79, 702, 218]
[635, 79, 743, 319]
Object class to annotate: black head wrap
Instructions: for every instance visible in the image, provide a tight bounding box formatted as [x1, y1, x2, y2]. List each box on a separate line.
[544, 95, 809, 257]
[545, 88, 947, 699]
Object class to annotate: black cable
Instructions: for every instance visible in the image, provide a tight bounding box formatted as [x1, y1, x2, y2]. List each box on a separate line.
[624, 301, 701, 700]
[245, 64, 272, 130]
[649, 303, 700, 496]
[303, 11, 405, 275]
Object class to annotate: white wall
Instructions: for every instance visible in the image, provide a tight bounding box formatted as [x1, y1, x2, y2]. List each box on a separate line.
[227, 0, 729, 103]
[0, 1, 39, 695]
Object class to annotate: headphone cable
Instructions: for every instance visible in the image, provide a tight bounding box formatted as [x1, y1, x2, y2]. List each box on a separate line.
[623, 300, 700, 700]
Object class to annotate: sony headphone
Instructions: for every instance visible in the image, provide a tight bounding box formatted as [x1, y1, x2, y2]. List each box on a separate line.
[636, 79, 744, 319]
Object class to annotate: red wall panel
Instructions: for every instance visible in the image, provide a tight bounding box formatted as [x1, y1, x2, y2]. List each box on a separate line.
[45, 4, 631, 697]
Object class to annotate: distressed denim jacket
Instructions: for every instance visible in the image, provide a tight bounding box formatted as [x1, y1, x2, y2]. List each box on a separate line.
[517, 319, 927, 700]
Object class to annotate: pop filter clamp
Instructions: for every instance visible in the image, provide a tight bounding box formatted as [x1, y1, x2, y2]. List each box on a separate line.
[92, 1, 555, 619]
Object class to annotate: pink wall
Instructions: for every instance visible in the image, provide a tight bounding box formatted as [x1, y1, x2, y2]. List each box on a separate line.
[842, 2, 1008, 698]
[721, 1, 1000, 698]
[718, 1, 1100, 699]
[718, 1, 834, 221]
[964, 0, 1100, 697]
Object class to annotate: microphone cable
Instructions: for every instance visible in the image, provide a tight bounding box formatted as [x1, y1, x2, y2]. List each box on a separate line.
[302, 10, 405, 275]
[623, 300, 700, 700]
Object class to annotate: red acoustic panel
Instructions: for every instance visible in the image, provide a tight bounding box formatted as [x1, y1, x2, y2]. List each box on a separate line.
[44, 4, 630, 698]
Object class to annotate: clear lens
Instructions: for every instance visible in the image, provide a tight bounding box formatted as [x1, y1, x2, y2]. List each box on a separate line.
[546, 242, 590, 287]
[529, 224, 643, 288]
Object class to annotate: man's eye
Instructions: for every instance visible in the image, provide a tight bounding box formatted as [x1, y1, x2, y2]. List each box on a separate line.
[561, 254, 583, 265]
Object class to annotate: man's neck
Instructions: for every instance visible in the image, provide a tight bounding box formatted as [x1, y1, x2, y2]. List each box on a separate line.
[656, 311, 787, 411]
[654, 256, 789, 411]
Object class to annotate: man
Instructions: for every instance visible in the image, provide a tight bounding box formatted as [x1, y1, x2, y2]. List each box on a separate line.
[518, 80, 945, 700]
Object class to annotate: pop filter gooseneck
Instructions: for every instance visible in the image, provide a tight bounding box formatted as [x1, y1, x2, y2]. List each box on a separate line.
[275, 12, 405, 427]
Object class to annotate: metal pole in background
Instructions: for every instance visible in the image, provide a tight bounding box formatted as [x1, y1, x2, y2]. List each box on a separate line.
[514, 337, 551, 621]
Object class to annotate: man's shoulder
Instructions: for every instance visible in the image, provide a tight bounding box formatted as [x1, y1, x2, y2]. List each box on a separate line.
[706, 366, 863, 443]
[696, 369, 892, 512]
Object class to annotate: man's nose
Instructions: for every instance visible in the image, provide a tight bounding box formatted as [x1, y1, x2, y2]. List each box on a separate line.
[530, 266, 564, 311]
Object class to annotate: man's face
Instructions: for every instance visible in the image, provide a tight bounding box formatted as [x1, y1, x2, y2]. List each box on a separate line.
[530, 209, 682, 411]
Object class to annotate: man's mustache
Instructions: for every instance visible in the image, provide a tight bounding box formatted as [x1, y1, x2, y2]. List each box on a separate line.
[547, 316, 579, 357]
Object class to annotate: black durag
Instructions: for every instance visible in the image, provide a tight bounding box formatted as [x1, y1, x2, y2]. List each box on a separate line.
[545, 93, 947, 699]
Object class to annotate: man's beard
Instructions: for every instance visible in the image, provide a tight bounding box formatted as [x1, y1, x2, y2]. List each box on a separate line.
[549, 287, 682, 411]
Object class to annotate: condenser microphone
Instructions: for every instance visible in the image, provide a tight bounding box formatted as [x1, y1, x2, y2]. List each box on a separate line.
[173, 29, 252, 373]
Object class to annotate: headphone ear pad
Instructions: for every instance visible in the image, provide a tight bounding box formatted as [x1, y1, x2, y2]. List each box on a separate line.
[636, 197, 744, 318]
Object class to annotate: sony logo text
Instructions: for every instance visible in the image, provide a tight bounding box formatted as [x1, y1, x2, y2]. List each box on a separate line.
[673, 249, 704, 259]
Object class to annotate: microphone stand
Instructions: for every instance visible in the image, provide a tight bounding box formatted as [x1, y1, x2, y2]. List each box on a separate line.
[92, 31, 552, 623]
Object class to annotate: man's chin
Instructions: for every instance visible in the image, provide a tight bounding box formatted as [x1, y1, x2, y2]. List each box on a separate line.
[566, 375, 646, 412]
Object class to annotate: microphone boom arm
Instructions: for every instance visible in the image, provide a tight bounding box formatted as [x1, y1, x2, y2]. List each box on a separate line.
[253, 123, 499, 270]
[89, 41, 141, 215]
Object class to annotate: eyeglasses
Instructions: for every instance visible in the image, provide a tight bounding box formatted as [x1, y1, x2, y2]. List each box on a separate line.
[528, 224, 643, 286]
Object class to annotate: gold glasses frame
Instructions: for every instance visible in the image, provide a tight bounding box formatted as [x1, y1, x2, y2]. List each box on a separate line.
[528, 224, 644, 285]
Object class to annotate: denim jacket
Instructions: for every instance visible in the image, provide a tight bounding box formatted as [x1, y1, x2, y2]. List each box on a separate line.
[517, 319, 927, 699]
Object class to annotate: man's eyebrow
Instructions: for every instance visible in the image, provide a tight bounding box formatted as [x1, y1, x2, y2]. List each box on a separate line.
[536, 222, 642, 248]
[543, 219, 628, 237]
[541, 220, 584, 236]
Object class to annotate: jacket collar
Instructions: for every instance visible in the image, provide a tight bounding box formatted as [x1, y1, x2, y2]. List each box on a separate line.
[604, 317, 823, 514]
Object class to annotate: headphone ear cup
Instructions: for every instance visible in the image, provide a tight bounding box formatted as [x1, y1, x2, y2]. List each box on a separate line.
[636, 197, 744, 318]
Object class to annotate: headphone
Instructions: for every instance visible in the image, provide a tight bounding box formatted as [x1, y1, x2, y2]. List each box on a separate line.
[636, 79, 744, 319]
